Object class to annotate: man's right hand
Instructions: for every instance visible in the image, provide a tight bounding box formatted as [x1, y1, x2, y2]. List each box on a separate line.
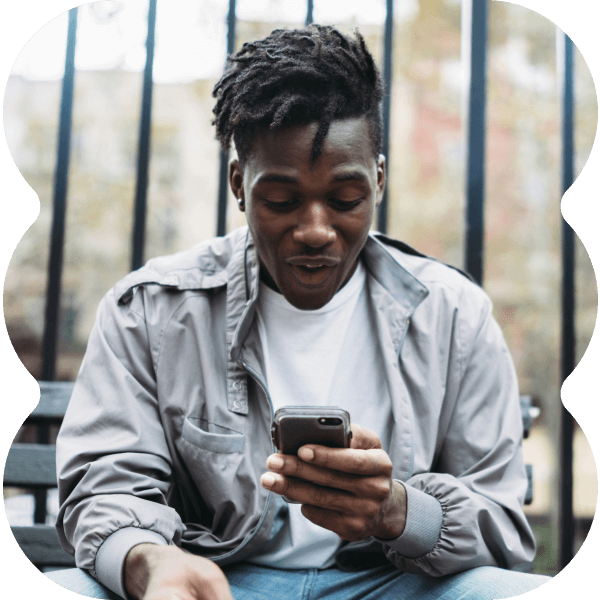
[124, 543, 234, 600]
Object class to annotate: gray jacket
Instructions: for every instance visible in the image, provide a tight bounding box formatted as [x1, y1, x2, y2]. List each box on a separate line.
[56, 227, 535, 595]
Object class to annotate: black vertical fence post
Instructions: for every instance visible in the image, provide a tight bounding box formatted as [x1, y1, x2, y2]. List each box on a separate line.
[558, 29, 575, 571]
[216, 0, 237, 237]
[377, 0, 393, 235]
[306, 0, 314, 26]
[463, 0, 488, 287]
[131, 0, 157, 271]
[37, 7, 78, 525]
[41, 8, 78, 384]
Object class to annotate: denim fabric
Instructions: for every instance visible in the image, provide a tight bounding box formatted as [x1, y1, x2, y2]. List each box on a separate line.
[44, 563, 550, 600]
[45, 567, 121, 599]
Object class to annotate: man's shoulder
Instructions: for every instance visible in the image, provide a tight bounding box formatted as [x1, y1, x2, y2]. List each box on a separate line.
[113, 227, 249, 305]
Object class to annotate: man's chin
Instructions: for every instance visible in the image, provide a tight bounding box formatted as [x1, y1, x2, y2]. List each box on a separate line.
[280, 286, 335, 311]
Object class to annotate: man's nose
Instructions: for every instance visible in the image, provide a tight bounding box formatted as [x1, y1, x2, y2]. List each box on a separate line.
[292, 202, 336, 248]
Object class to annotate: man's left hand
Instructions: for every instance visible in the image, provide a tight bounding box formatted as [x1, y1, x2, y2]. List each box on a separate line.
[260, 423, 407, 542]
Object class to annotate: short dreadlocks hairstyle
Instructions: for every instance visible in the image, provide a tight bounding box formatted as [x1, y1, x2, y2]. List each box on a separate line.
[212, 25, 384, 166]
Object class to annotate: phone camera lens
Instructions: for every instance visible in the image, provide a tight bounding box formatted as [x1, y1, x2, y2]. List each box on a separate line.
[319, 417, 342, 426]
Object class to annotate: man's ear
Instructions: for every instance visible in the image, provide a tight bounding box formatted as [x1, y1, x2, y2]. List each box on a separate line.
[229, 158, 245, 211]
[375, 154, 386, 207]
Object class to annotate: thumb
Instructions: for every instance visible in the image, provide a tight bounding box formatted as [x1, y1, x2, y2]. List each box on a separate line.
[349, 423, 382, 450]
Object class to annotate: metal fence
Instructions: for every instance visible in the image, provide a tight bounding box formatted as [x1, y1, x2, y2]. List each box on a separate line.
[38, 0, 578, 570]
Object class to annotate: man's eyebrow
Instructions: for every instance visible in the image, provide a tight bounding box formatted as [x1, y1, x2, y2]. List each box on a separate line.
[332, 170, 369, 183]
[255, 173, 297, 184]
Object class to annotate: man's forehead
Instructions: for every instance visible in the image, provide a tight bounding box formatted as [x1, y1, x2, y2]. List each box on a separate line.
[244, 117, 375, 171]
[252, 116, 370, 146]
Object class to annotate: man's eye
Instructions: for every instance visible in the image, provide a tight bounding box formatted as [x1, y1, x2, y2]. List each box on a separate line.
[329, 198, 363, 209]
[264, 198, 297, 209]
[261, 197, 362, 210]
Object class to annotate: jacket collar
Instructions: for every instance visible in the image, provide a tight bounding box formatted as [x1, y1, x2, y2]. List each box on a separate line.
[226, 229, 260, 361]
[113, 224, 430, 361]
[362, 233, 430, 316]
[227, 228, 430, 361]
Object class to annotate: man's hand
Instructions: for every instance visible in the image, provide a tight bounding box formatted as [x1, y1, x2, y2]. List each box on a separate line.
[125, 543, 233, 600]
[261, 423, 407, 542]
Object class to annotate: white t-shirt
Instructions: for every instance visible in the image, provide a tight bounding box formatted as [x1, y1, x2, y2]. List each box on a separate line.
[249, 259, 393, 569]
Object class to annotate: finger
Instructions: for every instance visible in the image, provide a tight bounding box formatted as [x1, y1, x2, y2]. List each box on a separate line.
[260, 472, 351, 510]
[266, 453, 374, 495]
[300, 504, 368, 542]
[296, 445, 393, 477]
[348, 423, 382, 450]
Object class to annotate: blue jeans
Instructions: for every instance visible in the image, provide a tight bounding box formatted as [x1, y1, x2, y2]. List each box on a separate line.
[45, 562, 550, 599]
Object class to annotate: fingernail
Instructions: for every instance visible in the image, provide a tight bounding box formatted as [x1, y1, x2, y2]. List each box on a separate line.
[266, 455, 284, 470]
[261, 473, 276, 488]
[298, 447, 314, 461]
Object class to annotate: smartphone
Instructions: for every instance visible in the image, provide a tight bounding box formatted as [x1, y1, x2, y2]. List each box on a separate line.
[270, 407, 352, 503]
[271, 406, 352, 456]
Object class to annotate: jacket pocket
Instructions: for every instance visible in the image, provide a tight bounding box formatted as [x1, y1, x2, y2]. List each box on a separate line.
[181, 416, 244, 453]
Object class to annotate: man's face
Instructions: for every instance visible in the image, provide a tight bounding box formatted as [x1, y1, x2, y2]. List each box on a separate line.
[229, 116, 385, 310]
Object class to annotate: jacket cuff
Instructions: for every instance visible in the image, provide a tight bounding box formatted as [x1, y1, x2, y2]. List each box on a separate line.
[376, 481, 443, 558]
[95, 527, 168, 599]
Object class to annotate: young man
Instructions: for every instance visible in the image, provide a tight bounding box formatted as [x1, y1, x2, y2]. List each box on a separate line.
[50, 26, 549, 599]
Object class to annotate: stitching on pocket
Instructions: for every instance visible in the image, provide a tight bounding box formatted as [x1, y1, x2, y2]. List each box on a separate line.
[181, 417, 244, 453]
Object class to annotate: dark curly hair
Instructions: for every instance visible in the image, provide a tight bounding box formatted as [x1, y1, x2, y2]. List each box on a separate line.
[212, 25, 384, 165]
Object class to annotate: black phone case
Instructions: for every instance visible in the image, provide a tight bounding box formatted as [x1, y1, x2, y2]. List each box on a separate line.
[271, 407, 351, 455]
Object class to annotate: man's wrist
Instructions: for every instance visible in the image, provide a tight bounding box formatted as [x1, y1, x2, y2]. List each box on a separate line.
[123, 542, 233, 600]
[124, 542, 164, 600]
[96, 527, 168, 599]
[372, 479, 407, 540]
[375, 482, 444, 558]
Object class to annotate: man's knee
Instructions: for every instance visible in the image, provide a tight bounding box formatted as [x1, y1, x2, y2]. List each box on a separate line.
[446, 566, 551, 600]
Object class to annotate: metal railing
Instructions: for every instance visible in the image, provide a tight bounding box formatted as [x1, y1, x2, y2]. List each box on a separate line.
[37, 0, 577, 570]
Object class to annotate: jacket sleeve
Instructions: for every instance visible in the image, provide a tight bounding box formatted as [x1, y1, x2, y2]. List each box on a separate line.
[379, 293, 536, 576]
[55, 287, 185, 596]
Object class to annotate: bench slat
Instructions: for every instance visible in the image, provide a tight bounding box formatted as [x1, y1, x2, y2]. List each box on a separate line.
[12, 525, 76, 566]
[4, 444, 57, 487]
[27, 382, 74, 423]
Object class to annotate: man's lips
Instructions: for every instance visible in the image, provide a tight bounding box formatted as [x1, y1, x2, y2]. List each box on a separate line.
[286, 256, 340, 268]
[283, 256, 341, 289]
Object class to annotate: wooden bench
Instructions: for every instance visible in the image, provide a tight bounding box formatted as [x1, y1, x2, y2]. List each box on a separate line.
[3, 382, 538, 569]
[4, 381, 75, 569]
